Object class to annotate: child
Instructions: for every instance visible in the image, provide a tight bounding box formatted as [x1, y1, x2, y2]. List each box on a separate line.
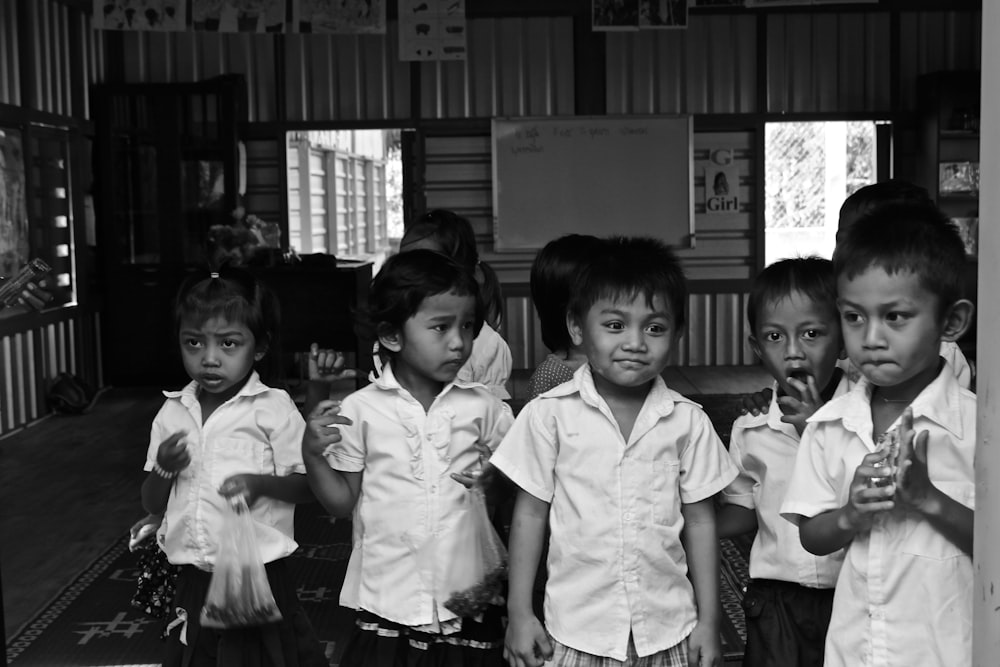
[527, 233, 606, 399]
[717, 257, 846, 667]
[492, 236, 739, 666]
[398, 209, 513, 399]
[780, 202, 976, 667]
[140, 267, 326, 667]
[302, 249, 514, 666]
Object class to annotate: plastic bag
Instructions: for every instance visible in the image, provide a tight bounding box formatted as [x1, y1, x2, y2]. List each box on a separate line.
[200, 496, 282, 629]
[441, 486, 508, 618]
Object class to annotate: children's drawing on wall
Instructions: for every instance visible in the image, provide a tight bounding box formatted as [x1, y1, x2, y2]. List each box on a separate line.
[592, 0, 639, 30]
[399, 0, 466, 61]
[639, 0, 688, 27]
[191, 0, 287, 32]
[704, 150, 739, 215]
[93, 0, 186, 31]
[294, 0, 386, 33]
[0, 128, 29, 278]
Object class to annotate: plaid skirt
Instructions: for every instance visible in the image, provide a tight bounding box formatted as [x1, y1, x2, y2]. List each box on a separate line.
[337, 608, 505, 667]
[549, 635, 688, 667]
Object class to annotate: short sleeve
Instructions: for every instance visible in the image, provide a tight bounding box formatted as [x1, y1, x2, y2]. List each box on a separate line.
[780, 422, 842, 525]
[144, 405, 169, 472]
[719, 423, 756, 510]
[482, 398, 515, 453]
[677, 406, 739, 505]
[490, 400, 558, 503]
[267, 395, 307, 476]
[325, 393, 366, 472]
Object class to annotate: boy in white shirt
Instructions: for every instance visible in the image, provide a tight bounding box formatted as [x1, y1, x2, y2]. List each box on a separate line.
[492, 236, 738, 667]
[718, 257, 846, 667]
[781, 202, 976, 667]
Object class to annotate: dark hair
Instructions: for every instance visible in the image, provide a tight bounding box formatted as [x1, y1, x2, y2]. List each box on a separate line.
[174, 266, 281, 381]
[838, 180, 934, 232]
[747, 257, 837, 334]
[531, 234, 606, 353]
[400, 210, 503, 329]
[568, 236, 687, 331]
[833, 202, 967, 314]
[358, 249, 484, 359]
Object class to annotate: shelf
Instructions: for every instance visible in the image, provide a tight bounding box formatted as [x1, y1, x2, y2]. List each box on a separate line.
[940, 130, 980, 139]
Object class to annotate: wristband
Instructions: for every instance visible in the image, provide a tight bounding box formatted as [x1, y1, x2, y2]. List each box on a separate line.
[153, 462, 178, 479]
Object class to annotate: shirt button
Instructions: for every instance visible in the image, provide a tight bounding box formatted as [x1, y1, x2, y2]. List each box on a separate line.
[623, 512, 634, 522]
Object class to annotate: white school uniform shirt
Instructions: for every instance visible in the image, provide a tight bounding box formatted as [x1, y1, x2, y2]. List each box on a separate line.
[325, 362, 514, 627]
[490, 364, 739, 661]
[456, 322, 513, 399]
[144, 372, 306, 569]
[780, 368, 975, 667]
[720, 381, 845, 588]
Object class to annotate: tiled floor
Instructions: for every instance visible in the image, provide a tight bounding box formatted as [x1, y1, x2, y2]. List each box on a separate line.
[0, 365, 769, 648]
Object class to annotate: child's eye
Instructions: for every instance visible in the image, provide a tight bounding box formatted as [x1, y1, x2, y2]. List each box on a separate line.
[763, 331, 783, 343]
[802, 329, 822, 340]
[885, 312, 910, 324]
[461, 320, 474, 330]
[841, 312, 862, 325]
[604, 321, 624, 331]
[183, 337, 202, 348]
[221, 338, 240, 349]
[646, 323, 667, 335]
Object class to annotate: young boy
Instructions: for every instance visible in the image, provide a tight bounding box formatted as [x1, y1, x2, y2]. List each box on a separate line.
[717, 257, 846, 667]
[491, 236, 738, 667]
[780, 202, 976, 667]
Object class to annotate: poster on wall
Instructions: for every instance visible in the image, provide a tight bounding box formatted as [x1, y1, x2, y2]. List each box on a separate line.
[593, 0, 689, 31]
[191, 0, 287, 32]
[293, 0, 386, 33]
[704, 163, 739, 215]
[0, 128, 29, 279]
[399, 0, 466, 61]
[640, 0, 688, 28]
[93, 0, 186, 30]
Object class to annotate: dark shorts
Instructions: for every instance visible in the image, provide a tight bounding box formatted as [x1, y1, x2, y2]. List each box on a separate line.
[741, 578, 834, 667]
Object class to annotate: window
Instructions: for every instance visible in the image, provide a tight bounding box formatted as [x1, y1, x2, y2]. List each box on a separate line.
[763, 120, 882, 266]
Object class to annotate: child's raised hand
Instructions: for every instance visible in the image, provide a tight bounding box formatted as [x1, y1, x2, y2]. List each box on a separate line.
[739, 387, 772, 416]
[840, 448, 896, 533]
[778, 374, 823, 435]
[894, 407, 935, 512]
[303, 400, 353, 459]
[503, 612, 553, 667]
[156, 431, 190, 476]
[450, 442, 493, 488]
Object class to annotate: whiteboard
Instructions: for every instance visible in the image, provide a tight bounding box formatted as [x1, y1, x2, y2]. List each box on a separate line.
[491, 116, 694, 252]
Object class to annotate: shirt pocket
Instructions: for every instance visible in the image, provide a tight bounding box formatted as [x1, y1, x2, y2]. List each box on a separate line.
[634, 457, 681, 526]
[209, 436, 266, 490]
[899, 481, 973, 560]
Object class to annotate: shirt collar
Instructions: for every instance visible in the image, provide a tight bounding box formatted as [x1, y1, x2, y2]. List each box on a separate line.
[371, 361, 476, 399]
[547, 363, 697, 419]
[162, 370, 270, 407]
[809, 362, 965, 439]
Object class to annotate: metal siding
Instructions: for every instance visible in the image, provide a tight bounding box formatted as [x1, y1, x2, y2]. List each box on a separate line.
[1, 0, 20, 105]
[607, 14, 756, 115]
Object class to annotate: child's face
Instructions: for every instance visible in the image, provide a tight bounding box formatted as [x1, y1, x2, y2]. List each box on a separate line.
[837, 266, 946, 392]
[384, 289, 476, 391]
[569, 292, 677, 393]
[179, 315, 263, 400]
[750, 290, 842, 399]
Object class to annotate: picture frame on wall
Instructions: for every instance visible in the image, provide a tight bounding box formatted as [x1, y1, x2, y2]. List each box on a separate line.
[939, 161, 979, 195]
[593, 0, 640, 30]
[640, 0, 689, 27]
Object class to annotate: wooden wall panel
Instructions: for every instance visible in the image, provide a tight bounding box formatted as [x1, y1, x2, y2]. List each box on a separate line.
[0, 0, 21, 106]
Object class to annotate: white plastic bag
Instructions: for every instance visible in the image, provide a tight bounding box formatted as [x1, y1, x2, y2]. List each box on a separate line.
[441, 486, 508, 617]
[200, 496, 282, 629]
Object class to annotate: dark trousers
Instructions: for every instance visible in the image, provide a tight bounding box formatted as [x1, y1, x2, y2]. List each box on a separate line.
[741, 578, 834, 667]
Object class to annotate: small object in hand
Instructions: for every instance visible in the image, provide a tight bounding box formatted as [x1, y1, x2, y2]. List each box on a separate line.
[443, 565, 507, 617]
[129, 522, 158, 552]
[869, 431, 898, 488]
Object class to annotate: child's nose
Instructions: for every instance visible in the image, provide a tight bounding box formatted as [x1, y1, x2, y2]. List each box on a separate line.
[622, 330, 647, 351]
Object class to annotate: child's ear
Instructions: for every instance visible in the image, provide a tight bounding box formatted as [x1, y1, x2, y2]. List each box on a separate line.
[254, 337, 269, 361]
[940, 298, 975, 343]
[747, 334, 763, 361]
[567, 311, 584, 348]
[378, 326, 404, 353]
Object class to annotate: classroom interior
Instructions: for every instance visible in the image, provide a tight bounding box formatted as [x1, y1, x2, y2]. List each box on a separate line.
[2, 0, 999, 661]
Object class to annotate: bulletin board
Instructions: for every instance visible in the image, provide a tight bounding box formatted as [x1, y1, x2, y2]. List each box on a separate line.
[491, 116, 693, 252]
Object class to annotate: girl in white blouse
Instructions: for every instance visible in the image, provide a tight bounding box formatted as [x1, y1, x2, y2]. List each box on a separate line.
[303, 249, 514, 667]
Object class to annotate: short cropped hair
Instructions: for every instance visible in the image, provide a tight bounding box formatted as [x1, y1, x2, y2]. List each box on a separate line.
[568, 236, 687, 331]
[530, 234, 606, 353]
[833, 202, 967, 314]
[838, 180, 934, 232]
[747, 257, 837, 335]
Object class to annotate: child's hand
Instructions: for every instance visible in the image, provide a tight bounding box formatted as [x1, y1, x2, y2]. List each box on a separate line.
[450, 442, 493, 488]
[303, 400, 353, 459]
[686, 618, 722, 666]
[308, 344, 357, 379]
[739, 387, 772, 416]
[777, 374, 823, 434]
[128, 513, 162, 551]
[503, 611, 553, 667]
[894, 407, 936, 513]
[156, 431, 190, 476]
[219, 473, 262, 508]
[839, 449, 896, 532]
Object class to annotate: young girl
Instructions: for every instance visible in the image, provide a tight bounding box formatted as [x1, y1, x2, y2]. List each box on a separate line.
[397, 209, 513, 399]
[302, 249, 514, 667]
[141, 267, 326, 667]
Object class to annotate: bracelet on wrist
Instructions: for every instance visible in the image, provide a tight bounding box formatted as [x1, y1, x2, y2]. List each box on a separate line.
[153, 462, 178, 479]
